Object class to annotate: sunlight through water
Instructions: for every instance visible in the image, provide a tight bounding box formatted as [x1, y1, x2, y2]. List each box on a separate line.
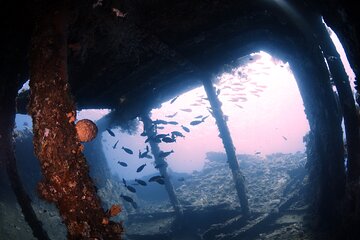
[149, 51, 310, 174]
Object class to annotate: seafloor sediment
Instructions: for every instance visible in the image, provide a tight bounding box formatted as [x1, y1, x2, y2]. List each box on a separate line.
[1, 150, 318, 240]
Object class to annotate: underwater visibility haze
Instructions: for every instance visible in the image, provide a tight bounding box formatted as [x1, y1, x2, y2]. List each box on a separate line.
[1, 15, 358, 238]
[1, 51, 317, 240]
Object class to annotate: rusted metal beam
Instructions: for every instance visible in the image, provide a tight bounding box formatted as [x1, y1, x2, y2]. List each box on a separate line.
[315, 17, 360, 181]
[28, 2, 122, 239]
[202, 77, 249, 216]
[140, 114, 183, 218]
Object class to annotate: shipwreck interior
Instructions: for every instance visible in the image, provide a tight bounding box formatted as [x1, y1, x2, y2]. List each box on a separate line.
[1, 0, 360, 239]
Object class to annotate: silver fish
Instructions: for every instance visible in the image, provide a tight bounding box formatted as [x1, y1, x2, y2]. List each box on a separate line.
[165, 112, 178, 118]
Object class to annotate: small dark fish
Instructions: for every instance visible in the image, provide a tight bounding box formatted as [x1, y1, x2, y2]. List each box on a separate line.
[190, 103, 201, 106]
[181, 125, 190, 133]
[120, 194, 134, 203]
[149, 175, 164, 182]
[155, 133, 169, 140]
[136, 163, 146, 173]
[170, 96, 179, 104]
[255, 151, 261, 155]
[152, 119, 168, 125]
[162, 137, 176, 143]
[167, 121, 179, 125]
[122, 146, 133, 155]
[140, 132, 147, 137]
[135, 179, 147, 186]
[144, 154, 153, 159]
[235, 104, 243, 109]
[194, 115, 203, 119]
[190, 120, 203, 126]
[117, 161, 128, 167]
[165, 112, 178, 118]
[131, 201, 138, 209]
[216, 89, 221, 95]
[171, 131, 185, 138]
[282, 136, 288, 141]
[139, 150, 150, 159]
[146, 145, 149, 152]
[122, 178, 127, 186]
[158, 150, 174, 158]
[180, 108, 192, 112]
[157, 126, 165, 129]
[178, 177, 185, 181]
[106, 128, 115, 137]
[126, 185, 136, 193]
[112, 140, 119, 149]
[155, 178, 165, 185]
[146, 136, 162, 143]
[201, 115, 209, 121]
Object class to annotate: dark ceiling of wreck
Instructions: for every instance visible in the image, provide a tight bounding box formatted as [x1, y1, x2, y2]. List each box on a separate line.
[1, 0, 360, 120]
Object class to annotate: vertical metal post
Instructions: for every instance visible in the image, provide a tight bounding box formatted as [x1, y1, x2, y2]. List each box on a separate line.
[141, 114, 183, 217]
[202, 77, 250, 216]
[316, 19, 360, 181]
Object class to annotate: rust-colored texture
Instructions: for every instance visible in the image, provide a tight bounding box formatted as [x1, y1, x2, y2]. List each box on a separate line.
[28, 2, 122, 239]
